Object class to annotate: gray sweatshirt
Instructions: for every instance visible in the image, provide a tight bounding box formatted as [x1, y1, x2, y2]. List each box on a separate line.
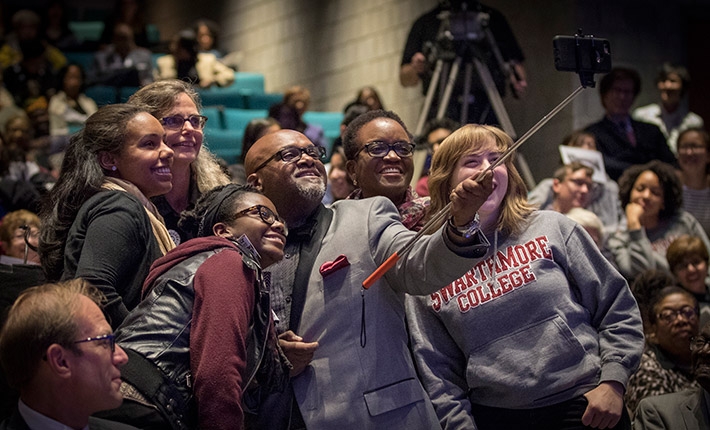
[406, 210, 644, 429]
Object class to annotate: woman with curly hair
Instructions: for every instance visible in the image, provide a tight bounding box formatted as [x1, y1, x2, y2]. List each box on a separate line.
[607, 160, 710, 282]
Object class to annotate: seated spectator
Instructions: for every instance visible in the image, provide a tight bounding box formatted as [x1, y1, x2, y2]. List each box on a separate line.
[100, 0, 151, 49]
[231, 117, 281, 185]
[0, 9, 66, 72]
[625, 282, 701, 418]
[0, 132, 42, 216]
[326, 147, 354, 204]
[343, 85, 384, 112]
[49, 64, 98, 137]
[342, 109, 429, 231]
[193, 18, 223, 58]
[584, 67, 677, 181]
[607, 160, 710, 282]
[90, 23, 153, 87]
[634, 321, 710, 429]
[676, 127, 710, 236]
[667, 235, 710, 327]
[99, 184, 289, 429]
[155, 29, 234, 88]
[3, 38, 58, 112]
[546, 162, 595, 214]
[268, 85, 327, 148]
[565, 207, 619, 270]
[528, 130, 624, 234]
[415, 117, 459, 197]
[41, 0, 79, 51]
[2, 114, 55, 192]
[0, 279, 136, 430]
[330, 103, 368, 153]
[0, 209, 39, 265]
[633, 63, 704, 155]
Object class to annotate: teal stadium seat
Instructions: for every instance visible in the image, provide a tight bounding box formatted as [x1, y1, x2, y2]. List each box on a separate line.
[233, 72, 265, 95]
[68, 21, 104, 42]
[63, 52, 95, 72]
[245, 92, 283, 110]
[201, 106, 224, 130]
[85, 85, 118, 106]
[223, 109, 268, 131]
[303, 111, 344, 153]
[204, 129, 243, 164]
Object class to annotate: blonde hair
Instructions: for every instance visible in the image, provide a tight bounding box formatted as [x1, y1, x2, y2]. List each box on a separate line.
[428, 124, 535, 236]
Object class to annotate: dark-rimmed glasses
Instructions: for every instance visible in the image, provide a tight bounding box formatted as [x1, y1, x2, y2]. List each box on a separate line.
[354, 141, 415, 158]
[74, 333, 116, 353]
[161, 115, 208, 130]
[690, 336, 710, 351]
[656, 306, 697, 324]
[252, 146, 326, 172]
[234, 205, 288, 235]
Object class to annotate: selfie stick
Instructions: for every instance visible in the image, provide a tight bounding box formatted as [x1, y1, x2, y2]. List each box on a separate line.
[362, 85, 588, 289]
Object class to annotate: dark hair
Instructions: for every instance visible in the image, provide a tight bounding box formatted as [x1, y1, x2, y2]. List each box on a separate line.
[667, 235, 710, 273]
[553, 161, 593, 182]
[599, 67, 641, 99]
[342, 109, 411, 161]
[179, 184, 262, 238]
[657, 63, 690, 97]
[677, 126, 710, 153]
[631, 269, 678, 328]
[421, 117, 460, 146]
[342, 104, 369, 127]
[617, 160, 682, 221]
[240, 117, 279, 164]
[193, 18, 220, 50]
[57, 63, 87, 94]
[39, 103, 149, 281]
[647, 285, 698, 326]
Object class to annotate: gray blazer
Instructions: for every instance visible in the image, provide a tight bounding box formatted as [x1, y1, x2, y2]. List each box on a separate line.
[634, 388, 710, 430]
[254, 197, 484, 429]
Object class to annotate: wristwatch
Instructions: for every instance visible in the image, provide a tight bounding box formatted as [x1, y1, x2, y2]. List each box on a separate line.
[447, 212, 480, 239]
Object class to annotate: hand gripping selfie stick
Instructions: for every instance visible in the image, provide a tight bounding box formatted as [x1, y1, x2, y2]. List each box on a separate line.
[362, 32, 611, 290]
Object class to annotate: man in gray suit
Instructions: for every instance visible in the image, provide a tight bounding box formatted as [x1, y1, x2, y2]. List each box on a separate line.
[0, 279, 137, 430]
[634, 321, 710, 429]
[244, 129, 492, 429]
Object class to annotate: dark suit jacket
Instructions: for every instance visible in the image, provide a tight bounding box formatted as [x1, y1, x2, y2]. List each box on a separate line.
[585, 117, 677, 181]
[0, 408, 139, 430]
[634, 388, 710, 430]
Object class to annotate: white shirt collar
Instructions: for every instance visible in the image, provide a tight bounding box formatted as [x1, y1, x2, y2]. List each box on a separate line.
[18, 399, 89, 430]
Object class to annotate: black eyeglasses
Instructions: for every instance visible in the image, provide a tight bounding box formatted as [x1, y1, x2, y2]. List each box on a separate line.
[161, 115, 208, 130]
[657, 306, 698, 324]
[234, 205, 288, 235]
[690, 336, 710, 351]
[354, 141, 415, 158]
[74, 333, 116, 353]
[253, 146, 326, 172]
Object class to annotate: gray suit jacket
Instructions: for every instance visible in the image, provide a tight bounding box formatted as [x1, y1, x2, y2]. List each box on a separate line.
[0, 408, 139, 430]
[634, 388, 710, 430]
[253, 197, 485, 429]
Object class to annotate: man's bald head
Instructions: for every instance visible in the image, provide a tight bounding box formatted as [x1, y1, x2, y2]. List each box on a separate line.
[245, 129, 305, 175]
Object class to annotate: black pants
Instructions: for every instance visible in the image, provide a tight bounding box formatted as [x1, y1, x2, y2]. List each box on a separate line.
[470, 396, 632, 430]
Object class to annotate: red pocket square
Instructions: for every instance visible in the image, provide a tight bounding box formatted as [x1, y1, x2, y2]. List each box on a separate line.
[319, 254, 350, 277]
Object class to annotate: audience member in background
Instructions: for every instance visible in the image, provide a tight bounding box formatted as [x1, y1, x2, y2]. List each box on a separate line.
[676, 127, 710, 236]
[528, 130, 624, 234]
[406, 124, 643, 430]
[41, 0, 79, 51]
[231, 117, 281, 185]
[633, 63, 704, 155]
[342, 86, 384, 113]
[100, 0, 151, 48]
[625, 281, 701, 419]
[2, 114, 55, 193]
[0, 131, 43, 216]
[90, 23, 154, 87]
[634, 320, 710, 430]
[607, 160, 710, 282]
[269, 85, 327, 149]
[330, 103, 368, 153]
[667, 235, 710, 327]
[0, 279, 136, 430]
[415, 117, 459, 197]
[100, 184, 289, 430]
[49, 64, 98, 138]
[0, 9, 66, 71]
[546, 162, 595, 215]
[3, 39, 58, 112]
[193, 18, 223, 58]
[565, 207, 618, 269]
[155, 29, 234, 89]
[39, 104, 175, 329]
[584, 67, 677, 182]
[128, 80, 231, 245]
[343, 109, 429, 231]
[0, 209, 39, 265]
[326, 147, 354, 204]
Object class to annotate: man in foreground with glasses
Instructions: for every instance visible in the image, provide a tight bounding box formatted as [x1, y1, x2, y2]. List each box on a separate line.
[243, 129, 492, 429]
[343, 109, 430, 231]
[0, 279, 136, 429]
[634, 320, 710, 429]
